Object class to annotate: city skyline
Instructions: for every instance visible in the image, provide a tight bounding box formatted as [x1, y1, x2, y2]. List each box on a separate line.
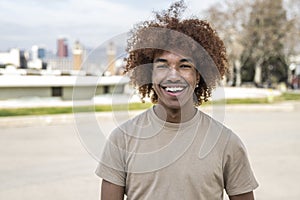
[0, 0, 221, 52]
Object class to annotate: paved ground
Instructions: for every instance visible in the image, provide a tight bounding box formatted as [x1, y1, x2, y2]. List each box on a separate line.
[0, 103, 300, 200]
[223, 106, 300, 199]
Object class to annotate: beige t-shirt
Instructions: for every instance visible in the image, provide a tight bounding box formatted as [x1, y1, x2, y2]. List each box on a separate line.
[96, 107, 258, 199]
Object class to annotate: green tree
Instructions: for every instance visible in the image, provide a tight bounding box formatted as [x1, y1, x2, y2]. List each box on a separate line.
[241, 0, 290, 86]
[285, 0, 300, 56]
[204, 0, 252, 86]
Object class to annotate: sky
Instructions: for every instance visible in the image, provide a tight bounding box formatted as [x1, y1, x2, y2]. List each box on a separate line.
[0, 0, 222, 52]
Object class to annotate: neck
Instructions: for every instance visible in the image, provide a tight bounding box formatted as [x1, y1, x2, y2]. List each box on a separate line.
[154, 104, 197, 123]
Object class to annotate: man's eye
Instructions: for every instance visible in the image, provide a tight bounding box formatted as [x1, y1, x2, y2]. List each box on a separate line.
[180, 65, 192, 68]
[156, 65, 168, 69]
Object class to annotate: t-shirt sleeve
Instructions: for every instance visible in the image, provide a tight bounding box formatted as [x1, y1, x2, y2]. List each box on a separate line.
[95, 128, 127, 187]
[223, 132, 259, 196]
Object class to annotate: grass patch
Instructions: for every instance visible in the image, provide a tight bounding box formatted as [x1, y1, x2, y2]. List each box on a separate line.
[0, 102, 153, 117]
[279, 92, 300, 101]
[94, 102, 152, 112]
[201, 91, 300, 106]
[0, 107, 74, 117]
[0, 92, 299, 117]
[225, 98, 270, 104]
[202, 97, 269, 106]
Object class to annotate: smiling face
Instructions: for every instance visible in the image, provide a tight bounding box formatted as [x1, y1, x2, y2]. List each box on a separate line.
[152, 51, 200, 111]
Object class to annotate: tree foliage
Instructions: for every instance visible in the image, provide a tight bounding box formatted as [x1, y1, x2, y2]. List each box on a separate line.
[241, 0, 289, 85]
[204, 0, 252, 85]
[205, 0, 298, 86]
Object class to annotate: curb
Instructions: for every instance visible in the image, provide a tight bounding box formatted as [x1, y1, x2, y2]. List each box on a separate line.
[0, 110, 144, 128]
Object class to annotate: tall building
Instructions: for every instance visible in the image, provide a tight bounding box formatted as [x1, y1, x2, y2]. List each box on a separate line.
[31, 45, 46, 60]
[106, 42, 116, 76]
[57, 37, 68, 58]
[72, 40, 83, 71]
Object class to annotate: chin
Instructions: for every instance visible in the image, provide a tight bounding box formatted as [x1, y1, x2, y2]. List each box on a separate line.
[158, 99, 191, 110]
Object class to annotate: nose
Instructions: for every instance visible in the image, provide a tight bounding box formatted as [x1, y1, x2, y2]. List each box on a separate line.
[167, 67, 181, 82]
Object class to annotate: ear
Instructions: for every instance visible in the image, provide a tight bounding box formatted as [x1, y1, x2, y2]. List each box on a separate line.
[196, 73, 200, 83]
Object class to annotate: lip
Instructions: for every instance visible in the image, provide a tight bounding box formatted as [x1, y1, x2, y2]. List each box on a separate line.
[159, 84, 187, 97]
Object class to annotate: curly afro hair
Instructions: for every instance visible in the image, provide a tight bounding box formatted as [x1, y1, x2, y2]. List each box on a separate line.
[124, 1, 228, 106]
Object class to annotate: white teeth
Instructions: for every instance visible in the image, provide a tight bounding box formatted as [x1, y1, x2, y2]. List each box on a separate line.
[165, 87, 184, 92]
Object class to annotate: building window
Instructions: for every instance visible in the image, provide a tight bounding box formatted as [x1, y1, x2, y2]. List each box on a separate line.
[52, 87, 62, 97]
[104, 86, 110, 94]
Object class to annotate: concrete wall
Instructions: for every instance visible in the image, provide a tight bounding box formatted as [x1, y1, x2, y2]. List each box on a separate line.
[0, 87, 51, 99]
[0, 85, 126, 100]
[0, 75, 129, 100]
[63, 86, 95, 100]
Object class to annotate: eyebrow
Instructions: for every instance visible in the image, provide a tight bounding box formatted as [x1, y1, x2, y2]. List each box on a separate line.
[153, 58, 194, 63]
[153, 58, 167, 63]
[180, 58, 194, 63]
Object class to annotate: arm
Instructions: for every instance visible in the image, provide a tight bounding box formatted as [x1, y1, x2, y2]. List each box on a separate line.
[223, 133, 258, 199]
[229, 191, 254, 200]
[101, 179, 125, 200]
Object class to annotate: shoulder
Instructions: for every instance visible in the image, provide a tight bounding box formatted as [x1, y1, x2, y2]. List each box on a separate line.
[198, 109, 231, 133]
[224, 130, 247, 156]
[197, 110, 235, 158]
[221, 127, 251, 169]
[198, 109, 234, 143]
[196, 110, 249, 160]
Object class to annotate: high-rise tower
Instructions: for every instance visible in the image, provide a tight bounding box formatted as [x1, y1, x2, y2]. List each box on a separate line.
[57, 37, 68, 58]
[72, 40, 83, 71]
[106, 42, 116, 76]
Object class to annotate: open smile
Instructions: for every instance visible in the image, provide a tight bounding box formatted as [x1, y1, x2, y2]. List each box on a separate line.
[159, 84, 187, 96]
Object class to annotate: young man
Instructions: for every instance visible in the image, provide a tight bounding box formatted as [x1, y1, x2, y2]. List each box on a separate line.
[96, 1, 258, 199]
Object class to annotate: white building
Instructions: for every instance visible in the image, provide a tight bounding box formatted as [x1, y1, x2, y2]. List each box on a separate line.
[0, 75, 129, 100]
[0, 48, 21, 67]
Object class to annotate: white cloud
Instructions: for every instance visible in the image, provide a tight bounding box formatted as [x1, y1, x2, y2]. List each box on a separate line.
[0, 0, 220, 51]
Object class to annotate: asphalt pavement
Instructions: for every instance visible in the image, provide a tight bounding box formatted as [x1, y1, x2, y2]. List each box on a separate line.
[0, 103, 300, 200]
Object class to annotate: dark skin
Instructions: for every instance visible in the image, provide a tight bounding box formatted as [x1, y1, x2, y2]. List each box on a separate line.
[101, 180, 124, 200]
[151, 52, 199, 123]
